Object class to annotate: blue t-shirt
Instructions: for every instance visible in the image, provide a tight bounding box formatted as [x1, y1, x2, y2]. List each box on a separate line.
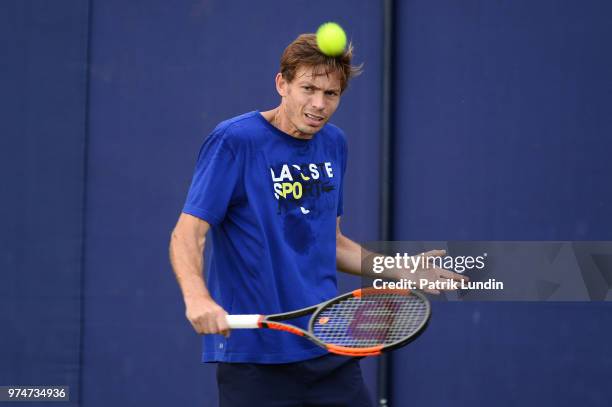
[182, 111, 347, 363]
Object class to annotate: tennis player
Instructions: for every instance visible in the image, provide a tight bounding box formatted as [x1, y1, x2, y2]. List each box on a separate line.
[169, 33, 462, 406]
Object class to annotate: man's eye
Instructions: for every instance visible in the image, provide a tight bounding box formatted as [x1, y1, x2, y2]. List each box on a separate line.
[303, 86, 313, 91]
[326, 91, 338, 97]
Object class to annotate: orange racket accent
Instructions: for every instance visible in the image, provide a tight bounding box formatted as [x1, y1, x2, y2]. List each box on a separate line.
[326, 344, 384, 356]
[318, 317, 330, 325]
[352, 287, 410, 298]
[257, 315, 265, 328]
[266, 322, 305, 336]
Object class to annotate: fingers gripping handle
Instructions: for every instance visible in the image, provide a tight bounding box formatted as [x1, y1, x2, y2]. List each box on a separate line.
[226, 314, 262, 329]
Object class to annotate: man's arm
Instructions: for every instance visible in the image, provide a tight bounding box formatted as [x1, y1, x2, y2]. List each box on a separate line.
[169, 213, 229, 335]
[335, 217, 364, 276]
[335, 217, 468, 294]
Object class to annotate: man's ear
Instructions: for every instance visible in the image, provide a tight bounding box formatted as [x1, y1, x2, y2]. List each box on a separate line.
[275, 72, 287, 97]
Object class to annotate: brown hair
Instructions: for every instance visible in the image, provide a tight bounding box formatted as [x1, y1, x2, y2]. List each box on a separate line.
[280, 33, 363, 93]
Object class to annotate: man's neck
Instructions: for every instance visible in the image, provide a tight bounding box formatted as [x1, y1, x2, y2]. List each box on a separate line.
[260, 107, 313, 140]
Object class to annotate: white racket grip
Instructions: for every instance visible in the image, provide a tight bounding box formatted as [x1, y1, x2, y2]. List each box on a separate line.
[226, 314, 262, 329]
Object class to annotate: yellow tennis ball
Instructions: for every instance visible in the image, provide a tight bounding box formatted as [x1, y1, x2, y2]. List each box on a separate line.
[316, 22, 347, 56]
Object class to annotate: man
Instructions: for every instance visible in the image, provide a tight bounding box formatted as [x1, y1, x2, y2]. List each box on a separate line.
[170, 34, 462, 406]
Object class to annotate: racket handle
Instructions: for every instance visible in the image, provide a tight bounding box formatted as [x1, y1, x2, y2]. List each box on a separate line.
[226, 314, 262, 329]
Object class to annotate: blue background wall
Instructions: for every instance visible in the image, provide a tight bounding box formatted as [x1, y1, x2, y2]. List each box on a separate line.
[0, 2, 88, 406]
[392, 1, 612, 406]
[2, 0, 611, 406]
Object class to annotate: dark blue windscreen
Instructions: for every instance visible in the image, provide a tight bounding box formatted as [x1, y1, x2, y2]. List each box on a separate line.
[0, 1, 89, 406]
[391, 1, 612, 405]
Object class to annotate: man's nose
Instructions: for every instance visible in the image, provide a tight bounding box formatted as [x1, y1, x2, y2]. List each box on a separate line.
[310, 92, 325, 110]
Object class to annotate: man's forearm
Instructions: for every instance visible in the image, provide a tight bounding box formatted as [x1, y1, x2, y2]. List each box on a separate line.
[336, 233, 366, 276]
[169, 215, 229, 335]
[169, 229, 211, 302]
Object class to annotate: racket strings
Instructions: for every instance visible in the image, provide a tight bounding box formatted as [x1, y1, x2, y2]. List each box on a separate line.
[312, 293, 428, 348]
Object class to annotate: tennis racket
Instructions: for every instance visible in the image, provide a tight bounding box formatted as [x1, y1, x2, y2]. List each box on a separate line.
[225, 288, 431, 357]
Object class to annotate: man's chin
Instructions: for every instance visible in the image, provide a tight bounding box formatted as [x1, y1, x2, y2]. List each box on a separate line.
[296, 125, 318, 136]
[302, 121, 325, 132]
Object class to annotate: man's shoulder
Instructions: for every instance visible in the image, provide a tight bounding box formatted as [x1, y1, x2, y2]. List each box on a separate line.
[203, 111, 263, 153]
[212, 111, 261, 139]
[321, 122, 347, 147]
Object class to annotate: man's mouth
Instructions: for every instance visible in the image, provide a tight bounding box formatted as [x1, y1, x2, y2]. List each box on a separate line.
[304, 112, 325, 125]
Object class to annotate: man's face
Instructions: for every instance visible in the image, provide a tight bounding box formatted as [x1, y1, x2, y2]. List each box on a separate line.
[276, 65, 342, 138]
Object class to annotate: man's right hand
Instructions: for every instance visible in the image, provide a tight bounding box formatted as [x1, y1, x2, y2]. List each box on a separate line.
[185, 296, 230, 337]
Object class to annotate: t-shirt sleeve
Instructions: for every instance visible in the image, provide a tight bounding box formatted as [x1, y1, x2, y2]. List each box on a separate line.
[182, 128, 241, 226]
[337, 134, 348, 217]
